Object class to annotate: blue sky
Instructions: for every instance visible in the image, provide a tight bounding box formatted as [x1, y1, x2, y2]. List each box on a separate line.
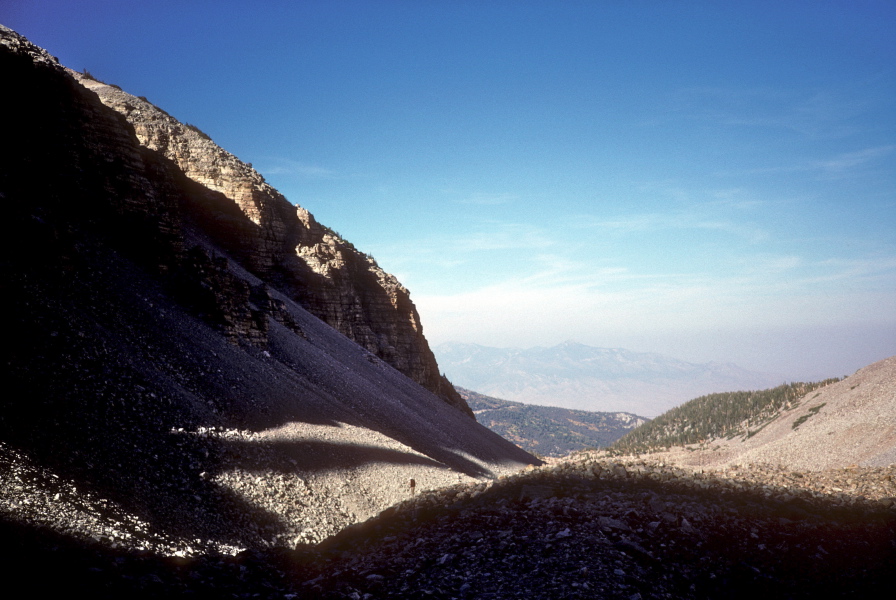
[4, 1, 895, 380]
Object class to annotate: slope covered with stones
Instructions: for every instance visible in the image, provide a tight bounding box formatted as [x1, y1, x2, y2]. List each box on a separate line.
[5, 454, 893, 598]
[0, 24, 535, 556]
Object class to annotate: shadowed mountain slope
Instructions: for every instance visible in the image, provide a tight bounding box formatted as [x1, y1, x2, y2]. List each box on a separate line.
[0, 25, 536, 553]
[9, 26, 468, 416]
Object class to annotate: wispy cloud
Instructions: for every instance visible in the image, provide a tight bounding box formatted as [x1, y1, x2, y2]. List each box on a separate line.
[667, 86, 867, 139]
[257, 157, 337, 178]
[794, 256, 896, 286]
[745, 254, 803, 274]
[415, 254, 896, 352]
[716, 144, 896, 178]
[457, 192, 517, 206]
[707, 188, 766, 210]
[362, 221, 557, 282]
[454, 222, 555, 252]
[812, 145, 896, 173]
[581, 211, 768, 244]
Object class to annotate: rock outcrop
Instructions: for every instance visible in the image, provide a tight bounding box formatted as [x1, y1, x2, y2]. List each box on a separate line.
[2, 24, 467, 416]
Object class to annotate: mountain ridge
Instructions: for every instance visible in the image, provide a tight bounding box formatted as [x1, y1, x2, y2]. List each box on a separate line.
[1, 25, 893, 597]
[458, 387, 648, 457]
[629, 355, 896, 471]
[435, 341, 785, 416]
[609, 379, 841, 454]
[66, 42, 469, 416]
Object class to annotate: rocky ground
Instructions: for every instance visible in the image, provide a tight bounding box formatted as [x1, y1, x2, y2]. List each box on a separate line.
[4, 453, 893, 598]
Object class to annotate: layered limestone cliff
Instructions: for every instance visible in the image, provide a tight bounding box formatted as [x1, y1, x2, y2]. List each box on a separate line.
[1, 25, 470, 416]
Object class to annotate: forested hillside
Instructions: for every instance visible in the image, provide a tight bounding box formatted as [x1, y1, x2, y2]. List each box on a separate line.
[459, 388, 647, 457]
[610, 380, 840, 454]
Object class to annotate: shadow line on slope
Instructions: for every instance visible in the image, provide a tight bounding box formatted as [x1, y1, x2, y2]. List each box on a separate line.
[200, 437, 457, 474]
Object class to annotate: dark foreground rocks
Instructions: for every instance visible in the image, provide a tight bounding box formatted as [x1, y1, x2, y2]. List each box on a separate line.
[3, 457, 894, 599]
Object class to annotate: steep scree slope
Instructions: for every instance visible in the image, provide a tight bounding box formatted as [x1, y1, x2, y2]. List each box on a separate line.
[0, 25, 535, 554]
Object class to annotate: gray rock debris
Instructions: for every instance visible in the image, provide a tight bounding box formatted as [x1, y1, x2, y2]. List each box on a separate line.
[3, 452, 894, 597]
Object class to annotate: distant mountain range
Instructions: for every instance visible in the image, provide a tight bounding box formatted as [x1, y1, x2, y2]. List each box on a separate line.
[435, 341, 785, 417]
[458, 387, 648, 457]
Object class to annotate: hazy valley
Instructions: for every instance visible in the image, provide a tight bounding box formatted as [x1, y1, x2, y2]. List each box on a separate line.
[436, 342, 784, 417]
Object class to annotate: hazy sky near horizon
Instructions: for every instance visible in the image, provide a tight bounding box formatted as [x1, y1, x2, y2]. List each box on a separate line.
[4, 1, 895, 380]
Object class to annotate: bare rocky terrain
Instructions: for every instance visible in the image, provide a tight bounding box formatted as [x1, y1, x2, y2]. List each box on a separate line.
[4, 453, 893, 598]
[638, 356, 896, 471]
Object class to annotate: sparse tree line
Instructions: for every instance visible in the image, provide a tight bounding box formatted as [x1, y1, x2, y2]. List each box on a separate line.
[610, 379, 840, 454]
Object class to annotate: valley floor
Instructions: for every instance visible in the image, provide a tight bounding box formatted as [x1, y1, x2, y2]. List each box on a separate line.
[3, 454, 894, 599]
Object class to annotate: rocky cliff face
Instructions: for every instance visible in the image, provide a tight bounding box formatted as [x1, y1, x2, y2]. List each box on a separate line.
[0, 24, 468, 416]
